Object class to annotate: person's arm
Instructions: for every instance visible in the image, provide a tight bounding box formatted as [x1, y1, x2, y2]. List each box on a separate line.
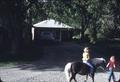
[106, 61, 110, 68]
[113, 62, 116, 68]
[82, 53, 84, 61]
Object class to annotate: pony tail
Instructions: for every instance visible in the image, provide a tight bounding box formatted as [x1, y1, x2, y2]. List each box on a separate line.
[64, 62, 72, 82]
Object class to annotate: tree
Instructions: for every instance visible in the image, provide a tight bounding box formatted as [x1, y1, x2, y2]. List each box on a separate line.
[42, 0, 120, 43]
[0, 0, 120, 55]
[0, 0, 38, 54]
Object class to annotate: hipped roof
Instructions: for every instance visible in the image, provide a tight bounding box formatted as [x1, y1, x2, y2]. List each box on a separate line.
[33, 19, 73, 29]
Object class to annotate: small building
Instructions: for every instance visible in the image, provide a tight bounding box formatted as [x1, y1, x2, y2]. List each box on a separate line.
[32, 19, 74, 42]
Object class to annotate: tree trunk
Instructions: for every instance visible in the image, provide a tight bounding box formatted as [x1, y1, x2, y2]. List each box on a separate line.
[0, 0, 29, 55]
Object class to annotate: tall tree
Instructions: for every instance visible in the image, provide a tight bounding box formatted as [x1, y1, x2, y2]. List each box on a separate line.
[0, 0, 39, 54]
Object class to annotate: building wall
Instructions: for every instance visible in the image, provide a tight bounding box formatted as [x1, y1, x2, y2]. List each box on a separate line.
[33, 27, 73, 42]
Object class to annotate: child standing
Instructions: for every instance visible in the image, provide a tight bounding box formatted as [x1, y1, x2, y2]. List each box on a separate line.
[106, 56, 116, 82]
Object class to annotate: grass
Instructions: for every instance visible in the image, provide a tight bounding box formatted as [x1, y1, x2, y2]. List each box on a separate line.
[0, 62, 18, 67]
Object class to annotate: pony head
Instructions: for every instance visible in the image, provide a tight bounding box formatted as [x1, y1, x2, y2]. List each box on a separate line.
[90, 57, 106, 70]
[96, 58, 106, 71]
[100, 58, 106, 63]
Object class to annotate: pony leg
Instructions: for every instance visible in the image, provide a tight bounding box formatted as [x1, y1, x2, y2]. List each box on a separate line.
[86, 74, 88, 80]
[64, 63, 72, 82]
[70, 73, 77, 82]
[92, 75, 94, 82]
[92, 77, 94, 82]
[84, 75, 88, 82]
[65, 70, 71, 82]
[73, 75, 77, 82]
[70, 76, 73, 82]
[73, 78, 77, 82]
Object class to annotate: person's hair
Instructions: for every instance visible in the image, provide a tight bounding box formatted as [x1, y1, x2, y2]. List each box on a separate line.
[83, 47, 89, 52]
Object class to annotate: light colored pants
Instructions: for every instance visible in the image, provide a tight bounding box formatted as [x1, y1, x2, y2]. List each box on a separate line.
[83, 61, 93, 68]
[83, 60, 93, 75]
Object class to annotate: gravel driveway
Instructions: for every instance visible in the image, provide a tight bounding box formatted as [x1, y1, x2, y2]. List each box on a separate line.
[0, 66, 120, 82]
[0, 42, 120, 82]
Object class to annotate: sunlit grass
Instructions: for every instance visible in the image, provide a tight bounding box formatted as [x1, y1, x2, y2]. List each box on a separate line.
[0, 62, 18, 67]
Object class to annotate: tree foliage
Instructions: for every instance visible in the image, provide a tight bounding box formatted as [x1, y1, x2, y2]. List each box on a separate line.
[0, 0, 120, 54]
[35, 0, 120, 43]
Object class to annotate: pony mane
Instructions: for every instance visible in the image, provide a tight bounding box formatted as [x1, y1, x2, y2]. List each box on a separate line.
[92, 58, 105, 61]
[90, 57, 106, 66]
[100, 58, 106, 62]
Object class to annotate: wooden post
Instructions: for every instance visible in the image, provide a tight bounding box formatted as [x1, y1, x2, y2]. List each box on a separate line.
[59, 29, 62, 42]
[32, 27, 35, 40]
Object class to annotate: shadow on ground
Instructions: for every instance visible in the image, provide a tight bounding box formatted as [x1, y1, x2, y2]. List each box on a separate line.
[11, 42, 120, 72]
